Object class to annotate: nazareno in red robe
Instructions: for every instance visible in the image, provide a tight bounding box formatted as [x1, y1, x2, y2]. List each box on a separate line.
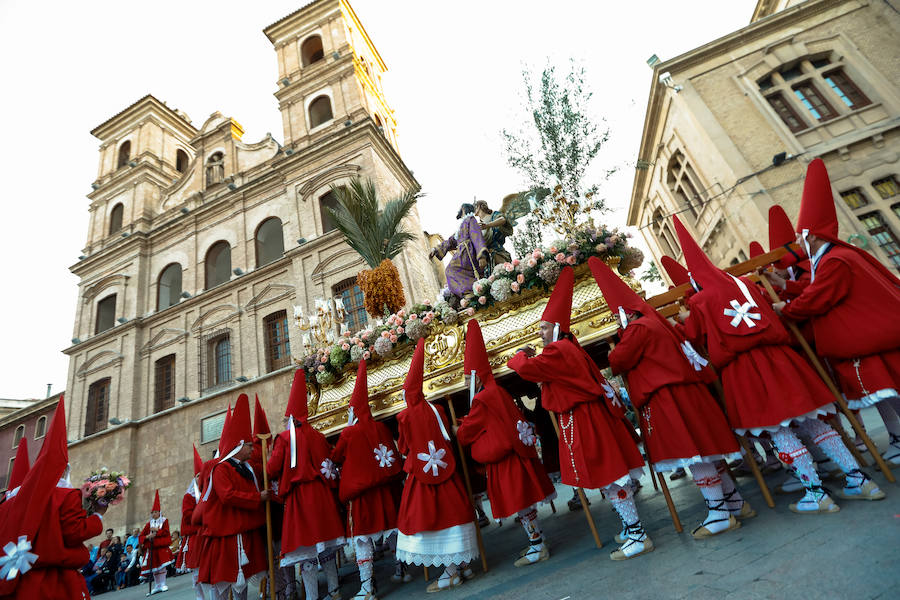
[456, 382, 555, 519]
[199, 460, 268, 585]
[508, 337, 645, 490]
[267, 426, 345, 557]
[0, 486, 103, 600]
[608, 315, 740, 471]
[681, 277, 835, 435]
[139, 517, 174, 575]
[781, 244, 900, 408]
[396, 401, 473, 534]
[178, 486, 200, 570]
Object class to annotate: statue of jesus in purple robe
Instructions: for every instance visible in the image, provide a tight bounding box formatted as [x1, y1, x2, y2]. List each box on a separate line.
[429, 204, 489, 298]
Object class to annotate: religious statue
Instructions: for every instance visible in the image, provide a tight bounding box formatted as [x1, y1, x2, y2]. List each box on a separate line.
[474, 199, 515, 267]
[429, 203, 489, 298]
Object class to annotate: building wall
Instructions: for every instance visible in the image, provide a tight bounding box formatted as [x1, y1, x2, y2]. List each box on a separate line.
[630, 0, 900, 282]
[0, 395, 60, 490]
[63, 1, 439, 543]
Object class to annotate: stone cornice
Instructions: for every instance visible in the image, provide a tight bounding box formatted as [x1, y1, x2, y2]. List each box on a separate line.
[91, 94, 197, 141]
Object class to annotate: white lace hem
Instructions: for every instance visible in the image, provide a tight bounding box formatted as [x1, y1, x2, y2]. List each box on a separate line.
[847, 388, 899, 410]
[396, 523, 479, 567]
[352, 529, 397, 545]
[652, 452, 743, 473]
[280, 536, 345, 567]
[735, 404, 836, 437]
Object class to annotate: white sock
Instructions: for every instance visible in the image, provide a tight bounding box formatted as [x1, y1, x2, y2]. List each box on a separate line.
[301, 560, 318, 600]
[355, 538, 375, 594]
[153, 571, 166, 589]
[715, 461, 745, 513]
[690, 462, 731, 534]
[605, 483, 647, 555]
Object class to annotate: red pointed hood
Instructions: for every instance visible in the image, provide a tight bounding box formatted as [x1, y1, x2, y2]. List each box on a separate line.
[216, 405, 232, 457]
[541, 266, 574, 334]
[8, 438, 30, 490]
[796, 159, 839, 240]
[768, 205, 805, 269]
[219, 395, 252, 461]
[151, 489, 161, 513]
[402, 339, 426, 407]
[349, 360, 373, 424]
[253, 395, 271, 437]
[673, 215, 733, 290]
[660, 256, 690, 287]
[0, 398, 69, 594]
[285, 370, 309, 423]
[192, 444, 203, 477]
[748, 241, 765, 258]
[464, 319, 494, 387]
[588, 256, 651, 317]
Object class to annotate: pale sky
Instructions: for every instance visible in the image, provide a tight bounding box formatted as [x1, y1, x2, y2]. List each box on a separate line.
[0, 0, 753, 399]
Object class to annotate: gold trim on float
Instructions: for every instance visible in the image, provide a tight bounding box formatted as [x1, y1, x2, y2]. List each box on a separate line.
[306, 258, 639, 435]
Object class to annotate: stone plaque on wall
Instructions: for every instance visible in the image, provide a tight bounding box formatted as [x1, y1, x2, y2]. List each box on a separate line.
[201, 410, 227, 444]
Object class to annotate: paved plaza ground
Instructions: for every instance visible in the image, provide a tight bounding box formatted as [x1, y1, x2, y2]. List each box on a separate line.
[111, 408, 899, 600]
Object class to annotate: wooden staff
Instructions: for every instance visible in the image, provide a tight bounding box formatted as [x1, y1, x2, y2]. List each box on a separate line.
[256, 433, 277, 600]
[638, 419, 682, 533]
[547, 411, 604, 549]
[444, 396, 490, 573]
[755, 274, 896, 483]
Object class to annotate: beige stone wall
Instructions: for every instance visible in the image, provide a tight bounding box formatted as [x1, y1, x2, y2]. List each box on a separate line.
[631, 0, 900, 279]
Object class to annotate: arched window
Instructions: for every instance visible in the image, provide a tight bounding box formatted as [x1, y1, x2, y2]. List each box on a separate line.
[206, 152, 225, 187]
[157, 263, 183, 310]
[308, 96, 333, 129]
[154, 354, 176, 413]
[117, 141, 131, 168]
[255, 218, 285, 267]
[651, 208, 678, 258]
[34, 416, 47, 438]
[175, 149, 189, 173]
[319, 189, 342, 233]
[109, 203, 124, 235]
[301, 35, 325, 67]
[263, 310, 291, 372]
[85, 378, 110, 436]
[206, 334, 232, 388]
[95, 294, 117, 334]
[205, 241, 231, 289]
[667, 152, 703, 220]
[13, 425, 24, 448]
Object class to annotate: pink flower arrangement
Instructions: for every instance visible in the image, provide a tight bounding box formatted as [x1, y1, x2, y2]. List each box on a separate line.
[466, 307, 475, 316]
[390, 335, 398, 343]
[504, 262, 515, 273]
[511, 282, 520, 293]
[517, 273, 525, 284]
[397, 327, 405, 334]
[341, 343, 350, 351]
[460, 298, 469, 308]
[363, 351, 371, 360]
[512, 259, 520, 267]
[555, 253, 566, 263]
[381, 331, 391, 338]
[532, 249, 543, 259]
[408, 313, 418, 320]
[81, 469, 132, 514]
[566, 255, 577, 265]
[318, 364, 326, 372]
[527, 258, 537, 268]
[549, 246, 558, 254]
[478, 296, 487, 305]
[422, 316, 432, 324]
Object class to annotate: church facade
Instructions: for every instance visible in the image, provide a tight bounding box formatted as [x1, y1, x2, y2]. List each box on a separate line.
[629, 0, 900, 280]
[64, 0, 439, 532]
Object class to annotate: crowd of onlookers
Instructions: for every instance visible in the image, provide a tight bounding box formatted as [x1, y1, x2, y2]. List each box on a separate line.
[82, 527, 183, 595]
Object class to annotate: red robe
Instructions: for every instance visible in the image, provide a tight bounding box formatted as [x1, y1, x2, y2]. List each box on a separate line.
[199, 460, 267, 585]
[0, 487, 103, 600]
[396, 402, 472, 534]
[507, 338, 644, 490]
[781, 245, 900, 406]
[192, 459, 216, 583]
[457, 384, 555, 519]
[139, 517, 174, 575]
[267, 427, 344, 554]
[682, 277, 833, 431]
[332, 419, 402, 539]
[608, 315, 739, 468]
[178, 490, 199, 570]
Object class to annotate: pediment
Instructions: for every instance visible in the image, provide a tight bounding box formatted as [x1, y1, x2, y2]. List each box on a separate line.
[245, 283, 295, 312]
[297, 164, 362, 202]
[311, 248, 365, 283]
[76, 350, 125, 378]
[83, 274, 130, 304]
[140, 327, 189, 356]
[190, 303, 242, 332]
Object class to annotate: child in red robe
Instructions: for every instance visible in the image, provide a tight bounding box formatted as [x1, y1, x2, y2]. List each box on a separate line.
[332, 360, 404, 599]
[267, 370, 344, 600]
[672, 214, 883, 513]
[177, 445, 204, 600]
[140, 489, 175, 593]
[396, 338, 480, 592]
[589, 256, 749, 539]
[201, 395, 270, 600]
[457, 319, 556, 566]
[508, 266, 651, 560]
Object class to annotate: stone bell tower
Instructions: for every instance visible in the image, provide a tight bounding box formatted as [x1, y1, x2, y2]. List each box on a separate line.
[264, 0, 400, 154]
